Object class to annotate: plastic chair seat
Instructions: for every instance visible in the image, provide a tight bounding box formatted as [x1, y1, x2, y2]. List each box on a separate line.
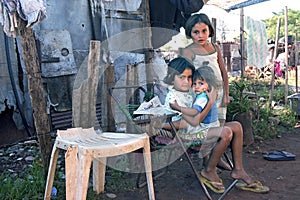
[44, 127, 155, 200]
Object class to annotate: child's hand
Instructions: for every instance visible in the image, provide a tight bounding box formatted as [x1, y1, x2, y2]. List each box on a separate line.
[206, 86, 217, 102]
[170, 100, 181, 111]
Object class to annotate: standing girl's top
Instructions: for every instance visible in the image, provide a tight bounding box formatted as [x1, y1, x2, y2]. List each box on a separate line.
[181, 13, 229, 124]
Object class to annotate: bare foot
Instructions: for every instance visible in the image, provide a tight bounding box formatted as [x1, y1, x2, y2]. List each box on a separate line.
[231, 168, 253, 185]
[201, 168, 222, 183]
[200, 169, 225, 192]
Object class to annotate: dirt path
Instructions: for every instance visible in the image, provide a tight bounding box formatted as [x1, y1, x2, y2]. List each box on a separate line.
[1, 125, 299, 199]
[106, 126, 300, 200]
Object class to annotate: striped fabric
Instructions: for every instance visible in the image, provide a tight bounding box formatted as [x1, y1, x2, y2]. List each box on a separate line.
[245, 16, 269, 68]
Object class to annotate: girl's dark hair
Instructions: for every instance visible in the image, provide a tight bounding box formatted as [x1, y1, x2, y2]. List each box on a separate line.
[185, 13, 215, 39]
[163, 57, 195, 84]
[193, 62, 217, 91]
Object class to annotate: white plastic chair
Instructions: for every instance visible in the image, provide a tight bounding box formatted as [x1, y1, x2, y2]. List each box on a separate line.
[44, 127, 155, 200]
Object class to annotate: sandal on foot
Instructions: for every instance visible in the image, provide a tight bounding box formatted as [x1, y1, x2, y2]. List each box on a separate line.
[236, 180, 269, 193]
[199, 174, 225, 194]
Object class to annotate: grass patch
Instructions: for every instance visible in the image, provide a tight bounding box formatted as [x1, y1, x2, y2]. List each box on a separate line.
[0, 155, 138, 200]
[0, 160, 45, 200]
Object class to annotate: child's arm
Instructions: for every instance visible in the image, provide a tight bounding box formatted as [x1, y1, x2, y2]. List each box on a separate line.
[182, 87, 217, 126]
[169, 101, 198, 116]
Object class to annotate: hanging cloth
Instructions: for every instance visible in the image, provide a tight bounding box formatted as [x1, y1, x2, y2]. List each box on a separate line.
[0, 0, 46, 37]
[245, 16, 268, 68]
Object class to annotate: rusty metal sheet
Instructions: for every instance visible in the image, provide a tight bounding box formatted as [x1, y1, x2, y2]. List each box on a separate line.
[36, 30, 77, 77]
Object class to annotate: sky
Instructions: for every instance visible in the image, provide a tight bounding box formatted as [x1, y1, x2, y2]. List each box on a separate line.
[199, 0, 300, 41]
[163, 0, 300, 49]
[236, 0, 300, 20]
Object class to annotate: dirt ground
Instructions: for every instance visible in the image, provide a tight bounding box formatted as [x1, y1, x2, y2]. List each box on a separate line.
[1, 124, 299, 200]
[101, 125, 300, 200]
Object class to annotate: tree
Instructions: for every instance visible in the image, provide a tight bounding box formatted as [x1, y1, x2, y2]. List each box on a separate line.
[264, 9, 300, 40]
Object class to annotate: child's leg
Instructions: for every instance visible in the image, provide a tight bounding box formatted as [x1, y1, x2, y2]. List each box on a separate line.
[157, 119, 188, 130]
[224, 121, 243, 169]
[201, 126, 232, 182]
[224, 121, 253, 185]
[150, 118, 188, 138]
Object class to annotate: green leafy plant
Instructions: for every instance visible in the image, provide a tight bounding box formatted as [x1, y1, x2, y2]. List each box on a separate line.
[227, 79, 255, 119]
[252, 107, 278, 139]
[227, 77, 299, 139]
[274, 106, 298, 127]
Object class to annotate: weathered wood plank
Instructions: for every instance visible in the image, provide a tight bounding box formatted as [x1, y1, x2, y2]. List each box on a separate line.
[72, 40, 100, 128]
[18, 20, 52, 173]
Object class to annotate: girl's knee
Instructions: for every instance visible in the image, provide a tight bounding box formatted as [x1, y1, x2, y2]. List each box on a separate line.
[232, 121, 243, 137]
[234, 121, 243, 130]
[220, 127, 233, 142]
[226, 121, 243, 132]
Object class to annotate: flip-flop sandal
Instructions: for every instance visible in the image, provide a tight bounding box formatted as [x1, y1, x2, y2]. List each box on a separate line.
[199, 174, 225, 194]
[236, 180, 270, 193]
[263, 150, 296, 161]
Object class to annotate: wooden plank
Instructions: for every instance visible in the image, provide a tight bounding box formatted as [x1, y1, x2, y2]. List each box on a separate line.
[65, 146, 78, 200]
[93, 157, 107, 193]
[72, 40, 100, 128]
[44, 143, 60, 200]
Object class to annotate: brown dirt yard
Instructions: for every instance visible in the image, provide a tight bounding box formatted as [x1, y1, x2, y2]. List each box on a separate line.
[102, 125, 300, 200]
[0, 125, 299, 200]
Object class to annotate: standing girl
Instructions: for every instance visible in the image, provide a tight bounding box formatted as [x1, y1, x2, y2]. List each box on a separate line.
[181, 13, 229, 125]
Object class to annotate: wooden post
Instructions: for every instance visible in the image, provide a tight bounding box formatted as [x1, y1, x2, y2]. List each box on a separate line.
[18, 20, 52, 173]
[143, 0, 154, 92]
[295, 33, 299, 93]
[126, 64, 136, 133]
[73, 40, 100, 128]
[211, 18, 216, 43]
[284, 7, 289, 105]
[240, 8, 245, 77]
[106, 63, 116, 131]
[269, 18, 281, 109]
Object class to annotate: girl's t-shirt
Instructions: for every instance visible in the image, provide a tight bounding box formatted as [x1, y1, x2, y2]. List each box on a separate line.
[193, 92, 218, 124]
[164, 86, 194, 121]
